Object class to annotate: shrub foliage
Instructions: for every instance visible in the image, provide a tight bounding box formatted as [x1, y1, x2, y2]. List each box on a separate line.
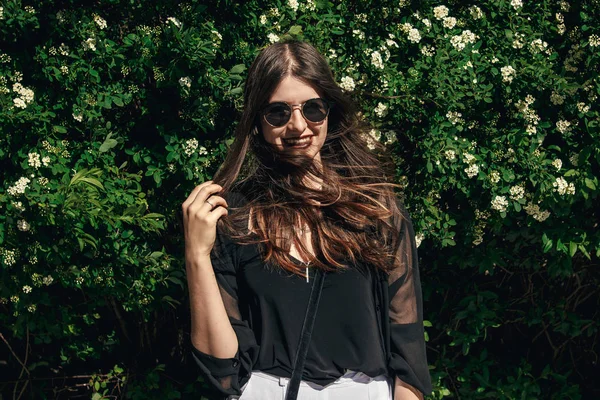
[1, 0, 598, 399]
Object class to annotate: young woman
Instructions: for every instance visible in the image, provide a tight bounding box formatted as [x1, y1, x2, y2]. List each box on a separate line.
[182, 41, 432, 400]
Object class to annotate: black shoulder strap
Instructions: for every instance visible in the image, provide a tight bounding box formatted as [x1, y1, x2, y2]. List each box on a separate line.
[284, 268, 326, 400]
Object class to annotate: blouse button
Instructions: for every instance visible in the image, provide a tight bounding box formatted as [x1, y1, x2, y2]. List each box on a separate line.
[232, 360, 239, 368]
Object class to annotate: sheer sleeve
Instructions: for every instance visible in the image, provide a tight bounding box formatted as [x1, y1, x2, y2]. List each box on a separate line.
[387, 200, 432, 396]
[191, 193, 259, 397]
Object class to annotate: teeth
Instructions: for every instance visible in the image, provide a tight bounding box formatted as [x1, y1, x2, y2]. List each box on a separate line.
[284, 137, 311, 145]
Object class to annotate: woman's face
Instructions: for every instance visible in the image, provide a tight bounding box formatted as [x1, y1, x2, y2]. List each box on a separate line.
[260, 76, 328, 164]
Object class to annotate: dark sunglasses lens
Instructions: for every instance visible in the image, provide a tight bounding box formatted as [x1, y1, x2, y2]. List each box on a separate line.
[303, 99, 329, 122]
[264, 103, 291, 126]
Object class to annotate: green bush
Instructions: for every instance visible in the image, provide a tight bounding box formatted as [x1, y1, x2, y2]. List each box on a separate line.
[1, 0, 598, 398]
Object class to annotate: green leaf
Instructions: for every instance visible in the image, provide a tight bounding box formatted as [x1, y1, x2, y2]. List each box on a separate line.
[426, 161, 433, 173]
[112, 96, 124, 107]
[288, 25, 303, 36]
[569, 242, 577, 257]
[80, 177, 104, 190]
[54, 125, 67, 133]
[229, 64, 246, 74]
[584, 178, 596, 190]
[99, 138, 119, 153]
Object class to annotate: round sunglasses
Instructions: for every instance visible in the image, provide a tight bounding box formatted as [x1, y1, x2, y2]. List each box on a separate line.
[261, 98, 331, 127]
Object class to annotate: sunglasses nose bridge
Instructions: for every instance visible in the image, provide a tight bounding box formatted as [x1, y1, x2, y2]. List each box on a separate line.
[287, 104, 307, 129]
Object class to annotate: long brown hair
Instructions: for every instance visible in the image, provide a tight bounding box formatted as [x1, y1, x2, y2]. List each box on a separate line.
[213, 40, 404, 276]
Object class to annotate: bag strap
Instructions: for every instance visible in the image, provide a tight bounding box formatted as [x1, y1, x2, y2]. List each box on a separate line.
[284, 268, 326, 400]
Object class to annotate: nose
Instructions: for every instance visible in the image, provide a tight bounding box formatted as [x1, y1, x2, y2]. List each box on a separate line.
[287, 105, 307, 132]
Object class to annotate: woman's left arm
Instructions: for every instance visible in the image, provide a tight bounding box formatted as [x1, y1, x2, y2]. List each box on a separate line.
[386, 200, 432, 398]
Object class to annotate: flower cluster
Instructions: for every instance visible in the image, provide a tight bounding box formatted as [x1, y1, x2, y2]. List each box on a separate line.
[339, 76, 355, 91]
[433, 5, 449, 20]
[82, 38, 96, 51]
[469, 6, 483, 20]
[94, 14, 107, 29]
[462, 153, 479, 178]
[8, 177, 31, 196]
[552, 177, 575, 195]
[12, 83, 35, 109]
[509, 185, 525, 200]
[166, 17, 181, 28]
[589, 34, 600, 47]
[511, 0, 523, 10]
[514, 95, 540, 135]
[184, 138, 199, 157]
[523, 202, 550, 222]
[371, 50, 384, 69]
[374, 102, 388, 118]
[556, 120, 571, 134]
[450, 30, 478, 51]
[421, 45, 435, 57]
[489, 170, 501, 184]
[268, 33, 279, 44]
[444, 149, 456, 160]
[491, 195, 508, 213]
[446, 111, 464, 125]
[179, 76, 191, 88]
[288, 0, 299, 12]
[552, 159, 562, 171]
[501, 65, 516, 83]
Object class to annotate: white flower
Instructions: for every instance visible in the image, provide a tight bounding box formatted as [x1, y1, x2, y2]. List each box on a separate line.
[259, 14, 267, 24]
[491, 196, 508, 212]
[0, 6, 4, 20]
[556, 120, 571, 134]
[421, 45, 435, 57]
[179, 76, 192, 88]
[446, 111, 463, 125]
[374, 102, 388, 118]
[267, 33, 279, 43]
[407, 28, 422, 43]
[589, 34, 600, 47]
[22, 285, 32, 294]
[524, 202, 550, 222]
[450, 30, 478, 51]
[552, 159, 562, 171]
[94, 14, 107, 29]
[550, 91, 565, 105]
[464, 164, 479, 178]
[433, 5, 449, 20]
[443, 17, 457, 29]
[422, 18, 431, 29]
[529, 39, 548, 54]
[42, 156, 51, 166]
[371, 51, 384, 69]
[444, 149, 456, 160]
[13, 98, 27, 109]
[509, 185, 525, 200]
[386, 39, 399, 48]
[340, 76, 355, 91]
[25, 6, 35, 13]
[511, 0, 523, 10]
[356, 13, 367, 23]
[469, 6, 484, 19]
[501, 65, 516, 83]
[553, 177, 575, 195]
[364, 129, 381, 150]
[82, 38, 96, 51]
[73, 113, 83, 122]
[60, 65, 69, 74]
[184, 138, 199, 157]
[43, 275, 54, 285]
[352, 29, 366, 40]
[17, 219, 30, 231]
[28, 152, 41, 169]
[27, 304, 37, 313]
[288, 0, 299, 12]
[576, 102, 590, 113]
[166, 17, 181, 28]
[489, 170, 501, 184]
[8, 177, 31, 196]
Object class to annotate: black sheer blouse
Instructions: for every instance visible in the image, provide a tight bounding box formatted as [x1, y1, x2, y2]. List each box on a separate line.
[191, 193, 432, 398]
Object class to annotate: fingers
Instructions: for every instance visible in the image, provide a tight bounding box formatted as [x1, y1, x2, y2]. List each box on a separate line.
[205, 204, 229, 225]
[203, 195, 228, 211]
[182, 181, 228, 219]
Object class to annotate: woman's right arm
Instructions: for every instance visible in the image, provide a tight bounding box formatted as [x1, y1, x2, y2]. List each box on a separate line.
[182, 181, 237, 358]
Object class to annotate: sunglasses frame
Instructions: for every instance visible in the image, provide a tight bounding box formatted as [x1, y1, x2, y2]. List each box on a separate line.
[261, 98, 332, 128]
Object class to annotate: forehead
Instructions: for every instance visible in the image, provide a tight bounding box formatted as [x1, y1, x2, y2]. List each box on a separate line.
[269, 76, 321, 103]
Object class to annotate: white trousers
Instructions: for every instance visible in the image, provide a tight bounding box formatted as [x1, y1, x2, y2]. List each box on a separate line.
[233, 370, 392, 400]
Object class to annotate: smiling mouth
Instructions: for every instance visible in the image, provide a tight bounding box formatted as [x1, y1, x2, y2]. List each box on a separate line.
[282, 136, 313, 148]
